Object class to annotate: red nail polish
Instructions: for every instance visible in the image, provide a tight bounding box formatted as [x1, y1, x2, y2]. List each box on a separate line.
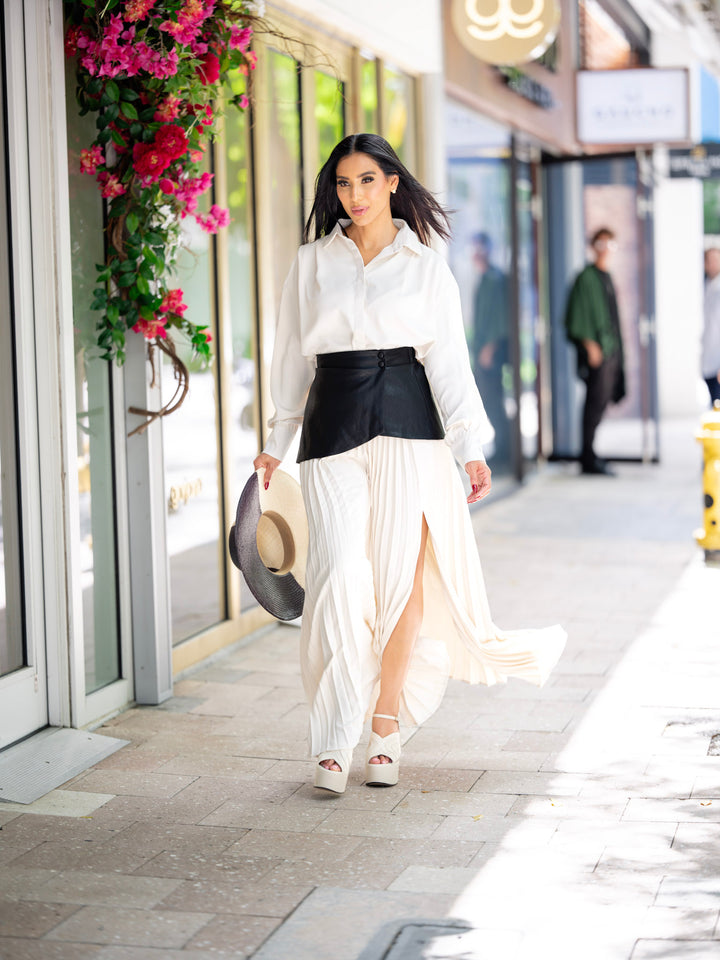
[264, 481, 269, 490]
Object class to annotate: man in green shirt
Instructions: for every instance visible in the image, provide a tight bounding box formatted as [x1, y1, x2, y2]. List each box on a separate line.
[564, 227, 626, 475]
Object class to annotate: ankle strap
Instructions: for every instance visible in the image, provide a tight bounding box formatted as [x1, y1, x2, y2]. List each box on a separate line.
[372, 713, 399, 722]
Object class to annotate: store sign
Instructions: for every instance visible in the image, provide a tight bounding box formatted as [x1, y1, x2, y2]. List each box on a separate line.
[577, 69, 689, 145]
[498, 67, 554, 109]
[451, 0, 561, 66]
[668, 144, 720, 179]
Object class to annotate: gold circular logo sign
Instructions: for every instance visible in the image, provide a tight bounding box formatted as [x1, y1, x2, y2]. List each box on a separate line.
[451, 0, 561, 66]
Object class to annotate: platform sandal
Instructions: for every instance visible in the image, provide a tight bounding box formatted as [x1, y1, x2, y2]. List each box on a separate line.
[365, 713, 401, 787]
[314, 749, 352, 794]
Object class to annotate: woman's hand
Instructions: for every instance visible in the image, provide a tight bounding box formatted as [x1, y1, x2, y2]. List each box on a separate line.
[465, 460, 491, 504]
[253, 452, 281, 489]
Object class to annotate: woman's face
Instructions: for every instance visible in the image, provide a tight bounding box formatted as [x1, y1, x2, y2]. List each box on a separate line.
[335, 152, 398, 228]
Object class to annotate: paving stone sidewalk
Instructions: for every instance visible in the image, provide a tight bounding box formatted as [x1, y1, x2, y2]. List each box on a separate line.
[1, 420, 718, 960]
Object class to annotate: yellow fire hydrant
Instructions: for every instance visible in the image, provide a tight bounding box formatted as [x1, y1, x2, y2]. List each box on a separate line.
[695, 399, 720, 563]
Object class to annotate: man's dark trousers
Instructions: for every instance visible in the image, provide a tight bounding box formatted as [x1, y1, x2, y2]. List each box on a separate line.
[581, 352, 620, 470]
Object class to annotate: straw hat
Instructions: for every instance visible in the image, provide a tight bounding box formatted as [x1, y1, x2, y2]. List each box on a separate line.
[228, 469, 308, 620]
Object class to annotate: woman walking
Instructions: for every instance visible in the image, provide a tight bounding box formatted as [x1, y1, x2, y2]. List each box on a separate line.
[253, 133, 565, 794]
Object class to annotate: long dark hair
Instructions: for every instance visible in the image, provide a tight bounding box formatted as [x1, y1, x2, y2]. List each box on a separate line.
[303, 133, 451, 246]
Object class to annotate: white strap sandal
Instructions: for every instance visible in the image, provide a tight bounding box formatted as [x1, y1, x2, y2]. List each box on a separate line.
[365, 713, 401, 787]
[314, 748, 352, 794]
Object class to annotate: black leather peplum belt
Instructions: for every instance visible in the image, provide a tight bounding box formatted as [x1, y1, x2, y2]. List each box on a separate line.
[297, 347, 445, 462]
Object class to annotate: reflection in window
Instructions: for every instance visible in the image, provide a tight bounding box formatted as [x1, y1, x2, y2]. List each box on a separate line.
[315, 71, 344, 166]
[65, 62, 121, 692]
[163, 171, 225, 645]
[360, 57, 378, 133]
[515, 164, 539, 461]
[383, 65, 416, 169]
[448, 157, 514, 474]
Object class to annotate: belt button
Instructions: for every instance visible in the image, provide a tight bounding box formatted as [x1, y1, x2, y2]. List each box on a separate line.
[377, 350, 385, 359]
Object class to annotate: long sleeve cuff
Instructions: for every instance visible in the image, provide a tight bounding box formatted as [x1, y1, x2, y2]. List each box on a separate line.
[263, 421, 299, 462]
[445, 422, 487, 467]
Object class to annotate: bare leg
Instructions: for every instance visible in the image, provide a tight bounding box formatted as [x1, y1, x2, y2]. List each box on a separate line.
[320, 517, 429, 773]
[369, 517, 429, 764]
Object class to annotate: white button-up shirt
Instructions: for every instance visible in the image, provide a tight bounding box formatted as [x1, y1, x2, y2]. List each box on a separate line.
[263, 219, 488, 466]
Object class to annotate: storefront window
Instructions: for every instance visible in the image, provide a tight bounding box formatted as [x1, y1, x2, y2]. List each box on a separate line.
[361, 57, 378, 133]
[269, 49, 303, 299]
[224, 73, 258, 612]
[315, 70, 344, 164]
[446, 100, 514, 475]
[163, 160, 225, 645]
[383, 65, 416, 169]
[0, 62, 23, 679]
[65, 65, 121, 693]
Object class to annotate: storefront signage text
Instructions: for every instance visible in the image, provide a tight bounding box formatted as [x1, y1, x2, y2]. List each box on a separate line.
[668, 144, 720, 179]
[497, 66, 554, 109]
[577, 69, 689, 145]
[451, 0, 561, 66]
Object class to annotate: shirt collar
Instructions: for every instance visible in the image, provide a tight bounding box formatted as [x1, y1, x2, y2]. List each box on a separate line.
[322, 218, 423, 256]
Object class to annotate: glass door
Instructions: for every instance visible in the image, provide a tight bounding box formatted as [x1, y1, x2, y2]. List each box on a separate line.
[446, 100, 515, 477]
[0, 12, 48, 748]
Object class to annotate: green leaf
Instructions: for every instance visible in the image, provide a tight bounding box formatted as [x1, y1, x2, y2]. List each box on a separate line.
[104, 103, 119, 122]
[126, 211, 139, 234]
[119, 259, 136, 273]
[107, 303, 120, 324]
[145, 231, 163, 245]
[136, 275, 150, 295]
[139, 261, 155, 280]
[110, 129, 126, 147]
[121, 101, 138, 120]
[97, 129, 111, 145]
[120, 87, 139, 102]
[96, 112, 110, 130]
[117, 273, 135, 288]
[105, 80, 120, 103]
[129, 122, 143, 138]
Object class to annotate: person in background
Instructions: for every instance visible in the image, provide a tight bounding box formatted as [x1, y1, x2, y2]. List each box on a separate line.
[471, 232, 511, 464]
[564, 227, 626, 476]
[702, 246, 720, 405]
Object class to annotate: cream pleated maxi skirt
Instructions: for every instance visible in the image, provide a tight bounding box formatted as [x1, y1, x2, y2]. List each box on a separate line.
[298, 435, 566, 758]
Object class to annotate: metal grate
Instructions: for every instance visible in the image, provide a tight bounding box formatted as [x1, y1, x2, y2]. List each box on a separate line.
[0, 727, 128, 804]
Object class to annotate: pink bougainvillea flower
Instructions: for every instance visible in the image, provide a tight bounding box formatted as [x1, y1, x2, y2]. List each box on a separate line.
[239, 50, 258, 75]
[159, 288, 188, 316]
[229, 25, 252, 51]
[237, 94, 249, 109]
[195, 204, 230, 234]
[132, 141, 172, 181]
[159, 177, 177, 195]
[65, 25, 81, 57]
[154, 94, 183, 122]
[155, 124, 189, 160]
[80, 144, 104, 174]
[97, 172, 126, 199]
[124, 0, 157, 22]
[133, 315, 168, 340]
[189, 148, 204, 163]
[196, 51, 220, 85]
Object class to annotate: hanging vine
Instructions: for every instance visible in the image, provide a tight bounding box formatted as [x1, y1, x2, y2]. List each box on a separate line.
[64, 0, 257, 433]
